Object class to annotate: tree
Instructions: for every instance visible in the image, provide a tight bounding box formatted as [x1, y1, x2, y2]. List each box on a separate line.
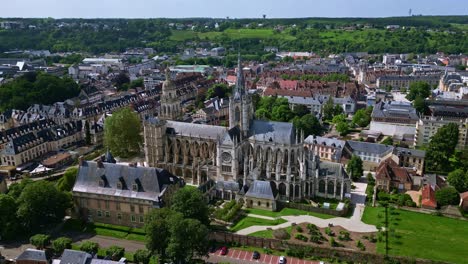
[145, 208, 173, 257]
[347, 155, 363, 181]
[425, 123, 459, 172]
[435, 187, 460, 206]
[352, 107, 373, 127]
[170, 188, 209, 225]
[17, 181, 72, 232]
[336, 121, 350, 136]
[134, 249, 152, 264]
[447, 169, 468, 193]
[79, 241, 100, 254]
[381, 137, 393, 146]
[30, 234, 50, 249]
[292, 114, 322, 137]
[104, 107, 142, 158]
[0, 194, 20, 240]
[406, 81, 431, 101]
[84, 120, 91, 145]
[166, 215, 209, 263]
[57, 167, 78, 192]
[106, 245, 125, 260]
[52, 237, 72, 254]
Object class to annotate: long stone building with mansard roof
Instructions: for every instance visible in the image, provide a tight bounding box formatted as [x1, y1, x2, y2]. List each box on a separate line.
[143, 56, 350, 208]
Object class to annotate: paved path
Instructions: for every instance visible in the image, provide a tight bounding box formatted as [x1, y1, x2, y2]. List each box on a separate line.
[207, 247, 320, 264]
[236, 181, 377, 235]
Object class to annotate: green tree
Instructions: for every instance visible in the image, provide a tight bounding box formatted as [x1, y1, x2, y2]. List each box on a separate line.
[17, 181, 71, 232]
[57, 167, 78, 192]
[79, 241, 100, 254]
[292, 114, 322, 137]
[0, 194, 20, 240]
[425, 123, 459, 172]
[30, 234, 50, 249]
[145, 208, 173, 257]
[166, 215, 209, 263]
[435, 187, 460, 206]
[447, 169, 468, 193]
[406, 81, 431, 101]
[347, 155, 364, 181]
[170, 188, 209, 225]
[106, 245, 125, 260]
[104, 107, 142, 158]
[352, 107, 373, 127]
[52, 237, 72, 254]
[133, 249, 152, 264]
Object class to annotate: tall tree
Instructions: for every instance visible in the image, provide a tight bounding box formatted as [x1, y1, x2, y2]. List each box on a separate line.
[17, 181, 72, 232]
[347, 155, 364, 181]
[170, 187, 209, 225]
[104, 107, 142, 158]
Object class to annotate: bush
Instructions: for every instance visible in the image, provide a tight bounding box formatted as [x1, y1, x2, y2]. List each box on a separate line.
[296, 226, 303, 233]
[79, 241, 100, 254]
[52, 237, 72, 254]
[338, 230, 351, 241]
[273, 229, 290, 240]
[30, 234, 51, 249]
[106, 245, 125, 260]
[295, 233, 308, 242]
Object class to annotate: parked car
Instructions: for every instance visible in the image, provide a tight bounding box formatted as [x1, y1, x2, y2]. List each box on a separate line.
[220, 246, 228, 255]
[279, 256, 287, 264]
[253, 251, 260, 259]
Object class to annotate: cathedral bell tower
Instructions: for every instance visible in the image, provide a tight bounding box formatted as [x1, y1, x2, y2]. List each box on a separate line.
[159, 68, 182, 121]
[229, 54, 253, 137]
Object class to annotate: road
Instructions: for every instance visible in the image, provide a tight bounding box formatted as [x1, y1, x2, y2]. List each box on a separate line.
[207, 248, 320, 264]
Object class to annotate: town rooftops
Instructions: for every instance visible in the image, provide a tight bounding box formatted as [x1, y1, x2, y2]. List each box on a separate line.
[245, 180, 276, 200]
[16, 248, 47, 262]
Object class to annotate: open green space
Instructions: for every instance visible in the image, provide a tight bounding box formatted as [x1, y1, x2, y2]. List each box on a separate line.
[362, 206, 468, 264]
[245, 207, 335, 219]
[229, 216, 287, 232]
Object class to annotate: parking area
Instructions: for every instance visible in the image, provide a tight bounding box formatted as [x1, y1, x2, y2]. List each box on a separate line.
[208, 248, 319, 264]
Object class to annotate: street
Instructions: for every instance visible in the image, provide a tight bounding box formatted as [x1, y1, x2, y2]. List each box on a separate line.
[207, 248, 320, 264]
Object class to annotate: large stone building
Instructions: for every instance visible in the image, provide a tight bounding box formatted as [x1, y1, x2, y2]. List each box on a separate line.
[144, 57, 351, 205]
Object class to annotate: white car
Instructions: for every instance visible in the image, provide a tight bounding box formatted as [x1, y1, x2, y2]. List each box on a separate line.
[279, 256, 287, 264]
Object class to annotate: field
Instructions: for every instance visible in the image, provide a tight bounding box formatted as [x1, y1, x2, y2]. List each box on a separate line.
[229, 216, 287, 232]
[244, 207, 335, 219]
[362, 206, 468, 264]
[170, 28, 296, 41]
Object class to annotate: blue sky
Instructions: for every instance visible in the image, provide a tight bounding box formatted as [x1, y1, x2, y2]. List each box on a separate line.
[1, 0, 467, 18]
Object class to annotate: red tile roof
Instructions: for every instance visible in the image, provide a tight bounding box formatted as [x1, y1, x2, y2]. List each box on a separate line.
[421, 184, 437, 209]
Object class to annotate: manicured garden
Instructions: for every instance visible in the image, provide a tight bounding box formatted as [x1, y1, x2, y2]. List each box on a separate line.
[229, 216, 287, 232]
[362, 206, 468, 264]
[244, 207, 335, 219]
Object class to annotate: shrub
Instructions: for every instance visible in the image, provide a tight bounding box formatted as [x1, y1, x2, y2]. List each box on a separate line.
[52, 237, 72, 254]
[295, 233, 308, 242]
[296, 226, 303, 233]
[30, 234, 51, 249]
[106, 245, 125, 260]
[338, 230, 351, 241]
[79, 241, 100, 254]
[273, 229, 290, 240]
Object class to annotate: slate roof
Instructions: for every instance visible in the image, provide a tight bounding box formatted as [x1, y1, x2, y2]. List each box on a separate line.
[16, 249, 47, 261]
[245, 180, 276, 200]
[166, 120, 227, 140]
[59, 249, 92, 264]
[73, 161, 179, 204]
[249, 120, 295, 145]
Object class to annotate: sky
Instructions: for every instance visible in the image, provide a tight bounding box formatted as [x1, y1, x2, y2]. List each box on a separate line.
[0, 0, 467, 19]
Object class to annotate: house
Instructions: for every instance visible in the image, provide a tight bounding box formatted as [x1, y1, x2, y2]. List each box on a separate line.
[421, 184, 437, 209]
[244, 180, 277, 211]
[72, 159, 182, 228]
[15, 249, 48, 264]
[375, 158, 413, 192]
[460, 191, 468, 212]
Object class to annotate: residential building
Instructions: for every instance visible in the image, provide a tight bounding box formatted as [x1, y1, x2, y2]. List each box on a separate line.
[72, 159, 182, 228]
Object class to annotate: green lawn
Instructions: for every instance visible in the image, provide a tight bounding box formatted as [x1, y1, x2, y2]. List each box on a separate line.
[230, 217, 287, 232]
[245, 207, 335, 219]
[249, 226, 293, 238]
[362, 206, 468, 264]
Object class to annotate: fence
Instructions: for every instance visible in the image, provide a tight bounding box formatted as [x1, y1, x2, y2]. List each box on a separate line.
[209, 231, 448, 264]
[277, 201, 348, 217]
